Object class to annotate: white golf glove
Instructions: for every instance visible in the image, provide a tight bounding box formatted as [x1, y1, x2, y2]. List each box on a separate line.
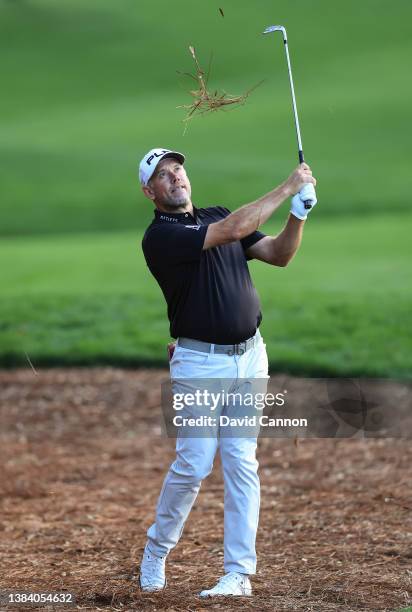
[290, 183, 318, 220]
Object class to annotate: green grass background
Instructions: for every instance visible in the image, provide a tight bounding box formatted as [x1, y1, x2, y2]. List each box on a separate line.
[1, 0, 411, 376]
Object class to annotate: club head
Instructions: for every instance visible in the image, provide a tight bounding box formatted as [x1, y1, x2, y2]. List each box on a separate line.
[262, 25, 287, 39]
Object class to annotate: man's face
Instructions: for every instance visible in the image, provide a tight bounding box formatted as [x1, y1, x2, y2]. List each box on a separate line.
[143, 157, 192, 210]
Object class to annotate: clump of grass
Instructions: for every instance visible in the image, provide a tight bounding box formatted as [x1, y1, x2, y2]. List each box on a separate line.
[177, 46, 262, 132]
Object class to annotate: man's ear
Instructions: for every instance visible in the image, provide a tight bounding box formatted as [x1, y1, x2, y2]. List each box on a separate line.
[142, 185, 155, 201]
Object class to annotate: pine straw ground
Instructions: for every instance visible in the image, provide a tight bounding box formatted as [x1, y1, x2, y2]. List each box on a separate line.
[0, 368, 411, 612]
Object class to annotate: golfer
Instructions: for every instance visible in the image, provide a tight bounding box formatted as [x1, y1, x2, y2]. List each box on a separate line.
[138, 147, 317, 597]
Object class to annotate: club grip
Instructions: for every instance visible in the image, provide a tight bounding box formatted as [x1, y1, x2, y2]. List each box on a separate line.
[299, 152, 312, 208]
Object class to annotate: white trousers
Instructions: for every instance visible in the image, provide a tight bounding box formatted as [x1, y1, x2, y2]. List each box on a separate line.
[146, 331, 269, 574]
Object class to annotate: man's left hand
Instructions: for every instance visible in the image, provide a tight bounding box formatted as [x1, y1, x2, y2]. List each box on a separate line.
[290, 183, 318, 220]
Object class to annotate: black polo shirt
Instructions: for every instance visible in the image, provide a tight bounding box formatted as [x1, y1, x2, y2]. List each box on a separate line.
[142, 206, 266, 344]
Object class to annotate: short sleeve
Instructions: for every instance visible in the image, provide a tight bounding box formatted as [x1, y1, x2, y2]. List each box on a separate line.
[143, 223, 208, 266]
[218, 206, 266, 256]
[241, 230, 266, 257]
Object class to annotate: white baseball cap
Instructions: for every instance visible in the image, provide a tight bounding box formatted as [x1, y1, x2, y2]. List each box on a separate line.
[139, 148, 185, 186]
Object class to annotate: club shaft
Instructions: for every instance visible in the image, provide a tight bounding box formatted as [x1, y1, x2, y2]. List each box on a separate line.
[282, 38, 304, 162]
[264, 25, 312, 209]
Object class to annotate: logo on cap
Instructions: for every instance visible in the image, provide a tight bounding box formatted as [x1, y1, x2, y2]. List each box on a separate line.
[139, 148, 186, 186]
[146, 149, 169, 167]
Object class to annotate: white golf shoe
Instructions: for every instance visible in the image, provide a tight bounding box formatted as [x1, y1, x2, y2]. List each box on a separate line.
[139, 544, 166, 592]
[199, 571, 252, 597]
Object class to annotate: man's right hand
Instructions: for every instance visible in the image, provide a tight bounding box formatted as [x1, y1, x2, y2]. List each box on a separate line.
[167, 342, 176, 362]
[284, 163, 317, 197]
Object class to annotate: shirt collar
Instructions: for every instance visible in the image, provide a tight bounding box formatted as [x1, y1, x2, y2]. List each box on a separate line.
[154, 207, 200, 225]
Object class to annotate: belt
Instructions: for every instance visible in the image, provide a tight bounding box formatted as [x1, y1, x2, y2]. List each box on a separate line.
[177, 333, 257, 356]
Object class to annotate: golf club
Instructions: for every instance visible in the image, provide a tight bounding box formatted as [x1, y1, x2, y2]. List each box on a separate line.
[263, 25, 313, 209]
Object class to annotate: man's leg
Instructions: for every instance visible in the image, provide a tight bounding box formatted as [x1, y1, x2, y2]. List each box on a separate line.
[220, 436, 260, 574]
[146, 346, 225, 557]
[220, 332, 269, 575]
[140, 432, 219, 591]
[146, 434, 219, 557]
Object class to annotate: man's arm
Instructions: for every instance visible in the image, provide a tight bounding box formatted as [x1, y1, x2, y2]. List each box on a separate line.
[245, 214, 305, 267]
[203, 163, 316, 250]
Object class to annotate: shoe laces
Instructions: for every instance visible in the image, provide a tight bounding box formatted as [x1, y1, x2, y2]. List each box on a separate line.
[144, 551, 165, 574]
[217, 571, 244, 589]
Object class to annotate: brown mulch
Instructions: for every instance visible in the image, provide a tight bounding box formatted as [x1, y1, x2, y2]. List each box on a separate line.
[0, 368, 411, 611]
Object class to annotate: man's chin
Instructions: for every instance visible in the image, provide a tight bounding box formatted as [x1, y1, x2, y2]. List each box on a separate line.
[167, 197, 189, 207]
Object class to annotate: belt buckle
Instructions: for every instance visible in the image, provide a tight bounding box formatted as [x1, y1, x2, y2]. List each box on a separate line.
[227, 343, 245, 356]
[236, 343, 245, 356]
